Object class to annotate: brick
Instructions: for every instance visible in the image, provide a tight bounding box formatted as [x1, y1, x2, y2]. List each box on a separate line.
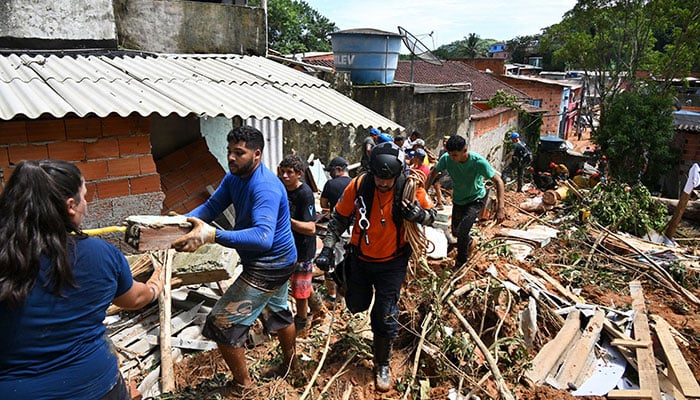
[139, 155, 157, 174]
[65, 118, 102, 139]
[118, 136, 151, 156]
[48, 141, 86, 161]
[183, 174, 210, 196]
[102, 116, 134, 136]
[96, 179, 130, 199]
[0, 147, 8, 168]
[130, 174, 162, 195]
[8, 144, 49, 163]
[86, 138, 119, 159]
[27, 119, 66, 142]
[183, 196, 206, 212]
[132, 116, 150, 135]
[85, 182, 97, 202]
[108, 157, 141, 177]
[0, 121, 28, 144]
[1, 166, 15, 187]
[76, 160, 108, 181]
[164, 186, 188, 209]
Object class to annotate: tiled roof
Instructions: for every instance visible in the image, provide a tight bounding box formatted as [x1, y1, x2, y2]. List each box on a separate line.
[0, 51, 402, 131]
[674, 111, 700, 132]
[394, 60, 529, 102]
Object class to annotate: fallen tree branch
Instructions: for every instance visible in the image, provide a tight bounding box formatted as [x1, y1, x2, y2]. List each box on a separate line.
[447, 300, 516, 400]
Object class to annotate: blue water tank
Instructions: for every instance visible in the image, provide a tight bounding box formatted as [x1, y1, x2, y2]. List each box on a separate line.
[331, 28, 402, 84]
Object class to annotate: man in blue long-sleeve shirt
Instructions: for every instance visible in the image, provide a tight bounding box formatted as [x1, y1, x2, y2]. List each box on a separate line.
[172, 125, 298, 393]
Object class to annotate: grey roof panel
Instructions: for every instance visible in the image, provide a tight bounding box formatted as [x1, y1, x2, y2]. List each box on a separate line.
[0, 52, 402, 131]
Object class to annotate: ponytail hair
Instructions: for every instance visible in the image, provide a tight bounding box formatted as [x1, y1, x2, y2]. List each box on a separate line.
[0, 160, 83, 307]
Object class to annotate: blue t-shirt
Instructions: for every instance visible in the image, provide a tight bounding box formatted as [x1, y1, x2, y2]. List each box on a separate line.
[0, 237, 133, 400]
[189, 162, 297, 268]
[435, 151, 495, 205]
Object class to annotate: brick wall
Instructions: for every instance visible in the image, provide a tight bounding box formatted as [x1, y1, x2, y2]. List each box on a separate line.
[0, 115, 164, 229]
[157, 137, 225, 215]
[494, 76, 564, 135]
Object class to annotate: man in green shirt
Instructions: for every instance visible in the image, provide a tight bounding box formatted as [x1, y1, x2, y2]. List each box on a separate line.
[425, 135, 505, 267]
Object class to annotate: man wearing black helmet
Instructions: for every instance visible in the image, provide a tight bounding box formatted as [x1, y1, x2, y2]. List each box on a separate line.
[315, 142, 435, 393]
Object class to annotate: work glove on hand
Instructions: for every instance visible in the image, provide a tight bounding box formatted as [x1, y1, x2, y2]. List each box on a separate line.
[171, 217, 216, 252]
[145, 265, 164, 302]
[315, 247, 335, 272]
[401, 200, 429, 224]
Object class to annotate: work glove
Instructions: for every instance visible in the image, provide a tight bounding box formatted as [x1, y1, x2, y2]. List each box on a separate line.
[401, 200, 431, 225]
[315, 247, 335, 272]
[171, 217, 216, 252]
[145, 265, 164, 303]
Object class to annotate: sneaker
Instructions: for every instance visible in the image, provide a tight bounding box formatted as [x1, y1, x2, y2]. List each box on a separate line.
[375, 365, 392, 392]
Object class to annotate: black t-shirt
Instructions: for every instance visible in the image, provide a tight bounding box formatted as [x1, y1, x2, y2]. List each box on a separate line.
[321, 176, 352, 210]
[287, 183, 317, 262]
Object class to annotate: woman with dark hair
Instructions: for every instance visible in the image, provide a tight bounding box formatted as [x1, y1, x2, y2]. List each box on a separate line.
[0, 159, 163, 400]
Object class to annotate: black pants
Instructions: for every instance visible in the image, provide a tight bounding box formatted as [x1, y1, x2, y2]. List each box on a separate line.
[452, 197, 485, 265]
[345, 253, 409, 338]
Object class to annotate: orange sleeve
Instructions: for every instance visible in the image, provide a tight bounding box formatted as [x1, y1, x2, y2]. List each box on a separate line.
[416, 186, 432, 209]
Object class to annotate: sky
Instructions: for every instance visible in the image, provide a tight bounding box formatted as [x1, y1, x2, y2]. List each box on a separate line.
[303, 0, 577, 50]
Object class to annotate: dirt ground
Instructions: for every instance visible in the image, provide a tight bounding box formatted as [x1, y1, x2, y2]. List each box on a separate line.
[141, 184, 700, 400]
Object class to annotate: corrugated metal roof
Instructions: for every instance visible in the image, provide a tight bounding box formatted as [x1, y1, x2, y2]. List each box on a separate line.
[0, 52, 402, 131]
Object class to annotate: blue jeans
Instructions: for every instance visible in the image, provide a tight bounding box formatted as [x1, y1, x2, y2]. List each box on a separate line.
[345, 253, 409, 338]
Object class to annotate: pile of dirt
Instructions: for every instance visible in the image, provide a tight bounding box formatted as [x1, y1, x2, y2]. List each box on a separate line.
[140, 189, 700, 400]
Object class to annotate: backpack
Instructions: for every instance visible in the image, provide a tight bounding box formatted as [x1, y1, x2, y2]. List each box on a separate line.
[514, 143, 532, 167]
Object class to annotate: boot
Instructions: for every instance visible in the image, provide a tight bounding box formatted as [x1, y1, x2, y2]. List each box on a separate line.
[373, 335, 393, 392]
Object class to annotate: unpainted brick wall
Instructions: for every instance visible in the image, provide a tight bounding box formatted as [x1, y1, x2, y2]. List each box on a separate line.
[0, 115, 164, 228]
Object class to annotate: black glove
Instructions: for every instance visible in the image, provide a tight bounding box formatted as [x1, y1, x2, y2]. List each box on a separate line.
[315, 247, 334, 272]
[401, 200, 427, 223]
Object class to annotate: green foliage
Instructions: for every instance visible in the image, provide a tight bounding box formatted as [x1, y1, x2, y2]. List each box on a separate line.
[595, 85, 678, 186]
[541, 0, 700, 138]
[433, 34, 496, 60]
[588, 182, 668, 237]
[488, 90, 543, 154]
[267, 0, 337, 54]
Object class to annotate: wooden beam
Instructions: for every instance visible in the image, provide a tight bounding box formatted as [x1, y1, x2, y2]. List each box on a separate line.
[525, 310, 582, 385]
[158, 249, 175, 393]
[629, 281, 661, 400]
[610, 339, 652, 349]
[607, 389, 654, 399]
[652, 315, 700, 398]
[551, 309, 605, 390]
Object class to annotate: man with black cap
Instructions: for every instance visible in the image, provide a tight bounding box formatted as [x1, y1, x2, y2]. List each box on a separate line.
[319, 156, 352, 303]
[315, 142, 436, 393]
[321, 156, 351, 213]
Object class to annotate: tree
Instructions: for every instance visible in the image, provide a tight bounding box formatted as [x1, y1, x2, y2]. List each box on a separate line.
[595, 84, 678, 186]
[543, 0, 699, 134]
[433, 35, 495, 59]
[266, 0, 337, 54]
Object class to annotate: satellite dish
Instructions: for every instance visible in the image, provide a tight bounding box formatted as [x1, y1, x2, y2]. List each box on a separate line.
[398, 26, 443, 83]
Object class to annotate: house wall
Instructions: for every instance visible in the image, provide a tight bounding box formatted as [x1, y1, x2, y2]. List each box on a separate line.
[470, 109, 519, 166]
[495, 75, 564, 136]
[113, 0, 266, 55]
[0, 0, 117, 48]
[459, 58, 506, 74]
[0, 115, 164, 230]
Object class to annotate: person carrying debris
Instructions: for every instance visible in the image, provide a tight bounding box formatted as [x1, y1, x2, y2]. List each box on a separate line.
[315, 142, 435, 392]
[502, 132, 532, 192]
[426, 135, 505, 267]
[172, 126, 299, 393]
[277, 154, 326, 337]
[549, 162, 570, 182]
[0, 159, 164, 400]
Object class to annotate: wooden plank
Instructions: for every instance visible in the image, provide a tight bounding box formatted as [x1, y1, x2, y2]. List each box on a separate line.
[652, 315, 700, 398]
[532, 268, 585, 304]
[525, 310, 582, 385]
[607, 389, 654, 399]
[629, 281, 662, 400]
[551, 309, 605, 390]
[610, 339, 652, 349]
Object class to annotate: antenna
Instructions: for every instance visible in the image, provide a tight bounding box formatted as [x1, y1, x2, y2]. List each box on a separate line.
[398, 26, 443, 83]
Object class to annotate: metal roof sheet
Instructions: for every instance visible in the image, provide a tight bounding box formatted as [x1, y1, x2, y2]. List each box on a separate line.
[0, 52, 401, 130]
